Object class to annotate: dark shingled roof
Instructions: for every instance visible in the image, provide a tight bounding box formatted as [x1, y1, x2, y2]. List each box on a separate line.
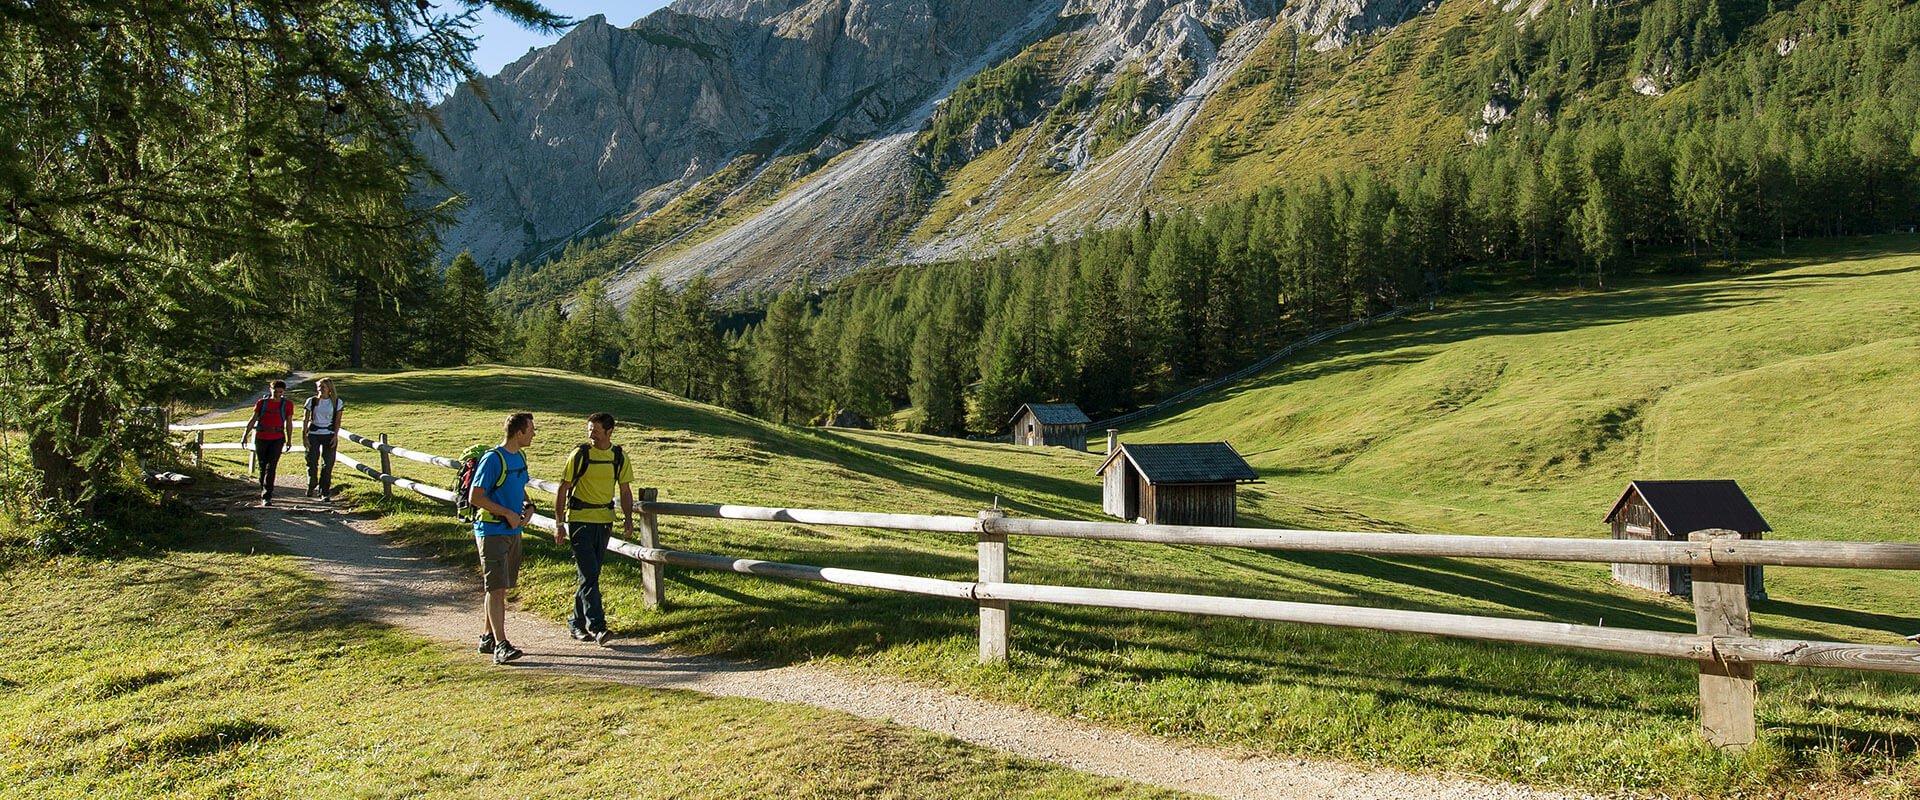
[1011, 403, 1091, 427]
[1097, 442, 1257, 484]
[1604, 480, 1771, 535]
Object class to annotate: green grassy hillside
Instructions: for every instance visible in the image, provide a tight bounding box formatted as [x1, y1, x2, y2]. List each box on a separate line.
[1128, 237, 1920, 575]
[182, 245, 1920, 793]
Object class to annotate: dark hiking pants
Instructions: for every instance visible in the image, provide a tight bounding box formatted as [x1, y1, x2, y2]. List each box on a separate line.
[568, 522, 612, 634]
[305, 433, 337, 494]
[255, 437, 285, 498]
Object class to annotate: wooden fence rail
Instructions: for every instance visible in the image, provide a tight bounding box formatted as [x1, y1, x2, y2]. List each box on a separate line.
[171, 417, 306, 467]
[180, 425, 1920, 752]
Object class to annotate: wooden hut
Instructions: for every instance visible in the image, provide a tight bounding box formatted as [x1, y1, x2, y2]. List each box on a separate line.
[1604, 480, 1768, 599]
[1009, 403, 1091, 451]
[1097, 442, 1258, 526]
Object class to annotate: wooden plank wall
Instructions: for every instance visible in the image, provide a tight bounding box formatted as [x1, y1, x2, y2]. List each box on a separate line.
[1152, 483, 1237, 527]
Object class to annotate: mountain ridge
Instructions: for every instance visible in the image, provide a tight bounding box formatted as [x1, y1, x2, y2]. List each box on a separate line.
[420, 0, 1432, 301]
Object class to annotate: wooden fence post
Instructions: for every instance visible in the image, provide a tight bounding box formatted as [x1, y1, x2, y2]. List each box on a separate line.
[978, 507, 1009, 664]
[194, 430, 204, 467]
[1691, 528, 1756, 750]
[378, 433, 392, 501]
[639, 487, 663, 610]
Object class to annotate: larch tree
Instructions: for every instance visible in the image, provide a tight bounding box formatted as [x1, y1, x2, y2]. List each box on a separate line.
[0, 1, 564, 519]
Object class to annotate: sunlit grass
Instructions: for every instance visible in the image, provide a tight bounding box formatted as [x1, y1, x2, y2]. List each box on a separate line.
[0, 523, 1184, 799]
[180, 237, 1920, 795]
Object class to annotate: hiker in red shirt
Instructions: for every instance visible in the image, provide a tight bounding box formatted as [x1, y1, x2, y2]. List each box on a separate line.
[242, 380, 295, 504]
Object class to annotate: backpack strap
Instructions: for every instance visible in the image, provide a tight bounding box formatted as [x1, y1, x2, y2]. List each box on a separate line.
[480, 447, 525, 524]
[569, 443, 592, 483]
[491, 446, 523, 489]
[564, 444, 623, 512]
[255, 397, 292, 432]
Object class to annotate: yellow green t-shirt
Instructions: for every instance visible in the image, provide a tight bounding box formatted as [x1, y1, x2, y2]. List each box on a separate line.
[560, 445, 634, 524]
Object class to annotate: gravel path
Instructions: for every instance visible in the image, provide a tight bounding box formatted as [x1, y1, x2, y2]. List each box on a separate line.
[215, 468, 1593, 800]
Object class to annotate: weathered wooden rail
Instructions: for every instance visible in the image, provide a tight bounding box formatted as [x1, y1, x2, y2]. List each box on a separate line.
[185, 424, 1920, 751]
[170, 418, 308, 469]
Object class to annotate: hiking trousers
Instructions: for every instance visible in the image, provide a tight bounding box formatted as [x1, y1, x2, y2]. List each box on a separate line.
[305, 433, 337, 494]
[567, 522, 612, 634]
[254, 437, 285, 498]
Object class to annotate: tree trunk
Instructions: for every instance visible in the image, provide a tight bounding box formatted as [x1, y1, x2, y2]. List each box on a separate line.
[349, 276, 367, 368]
[28, 386, 109, 515]
[28, 430, 82, 511]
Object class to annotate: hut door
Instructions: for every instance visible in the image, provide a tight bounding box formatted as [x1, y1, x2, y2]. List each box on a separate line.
[1104, 461, 1140, 520]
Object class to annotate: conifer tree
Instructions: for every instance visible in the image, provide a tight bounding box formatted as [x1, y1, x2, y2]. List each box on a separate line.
[519, 304, 567, 369]
[561, 278, 621, 377]
[621, 274, 673, 387]
[836, 317, 892, 423]
[1575, 188, 1622, 289]
[909, 295, 969, 435]
[755, 288, 814, 424]
[669, 276, 723, 402]
[439, 251, 499, 366]
[0, 0, 563, 514]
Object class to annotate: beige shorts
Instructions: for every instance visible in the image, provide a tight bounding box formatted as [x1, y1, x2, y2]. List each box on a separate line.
[476, 533, 523, 592]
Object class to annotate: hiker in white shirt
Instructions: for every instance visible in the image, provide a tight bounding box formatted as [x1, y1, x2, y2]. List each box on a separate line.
[303, 377, 345, 499]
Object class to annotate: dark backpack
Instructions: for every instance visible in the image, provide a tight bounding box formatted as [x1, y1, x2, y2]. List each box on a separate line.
[564, 443, 625, 510]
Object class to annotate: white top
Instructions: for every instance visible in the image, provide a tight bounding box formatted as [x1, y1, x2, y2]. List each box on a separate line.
[305, 397, 343, 433]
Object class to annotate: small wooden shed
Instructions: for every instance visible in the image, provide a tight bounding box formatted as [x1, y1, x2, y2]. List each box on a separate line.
[1604, 480, 1768, 599]
[1009, 403, 1091, 451]
[1097, 442, 1258, 526]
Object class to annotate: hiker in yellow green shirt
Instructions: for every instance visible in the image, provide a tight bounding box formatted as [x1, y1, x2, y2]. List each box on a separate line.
[554, 412, 635, 645]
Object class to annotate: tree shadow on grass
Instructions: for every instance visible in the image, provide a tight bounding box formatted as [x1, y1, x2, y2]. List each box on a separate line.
[1732, 262, 1920, 285]
[1776, 722, 1920, 760]
[1010, 608, 1699, 723]
[1754, 598, 1919, 641]
[827, 435, 1102, 520]
[650, 570, 974, 663]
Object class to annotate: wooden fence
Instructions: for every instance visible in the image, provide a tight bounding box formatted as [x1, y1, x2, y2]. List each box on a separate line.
[170, 417, 308, 473]
[177, 422, 1920, 751]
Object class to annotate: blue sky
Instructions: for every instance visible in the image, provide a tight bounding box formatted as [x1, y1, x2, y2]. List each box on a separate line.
[468, 1, 676, 77]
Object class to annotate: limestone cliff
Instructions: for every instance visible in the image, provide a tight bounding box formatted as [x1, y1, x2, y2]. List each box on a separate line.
[421, 0, 1440, 298]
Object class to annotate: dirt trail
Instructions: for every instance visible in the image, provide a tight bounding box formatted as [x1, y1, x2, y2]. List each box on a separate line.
[220, 466, 1588, 800]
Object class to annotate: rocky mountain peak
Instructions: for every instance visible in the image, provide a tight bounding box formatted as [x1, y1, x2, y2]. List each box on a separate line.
[423, 0, 1442, 297]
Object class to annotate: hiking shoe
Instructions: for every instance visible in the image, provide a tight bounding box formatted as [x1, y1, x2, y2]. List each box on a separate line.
[594, 630, 611, 646]
[306, 484, 317, 498]
[569, 629, 593, 642]
[478, 633, 495, 654]
[493, 641, 523, 664]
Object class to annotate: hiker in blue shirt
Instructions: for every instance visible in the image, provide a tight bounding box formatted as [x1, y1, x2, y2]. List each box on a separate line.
[468, 412, 537, 664]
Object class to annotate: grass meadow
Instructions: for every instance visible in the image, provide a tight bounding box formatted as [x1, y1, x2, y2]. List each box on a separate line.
[0, 514, 1182, 799]
[93, 235, 1920, 797]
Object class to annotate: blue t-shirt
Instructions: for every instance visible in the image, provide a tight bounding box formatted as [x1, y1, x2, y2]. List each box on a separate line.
[472, 447, 530, 537]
